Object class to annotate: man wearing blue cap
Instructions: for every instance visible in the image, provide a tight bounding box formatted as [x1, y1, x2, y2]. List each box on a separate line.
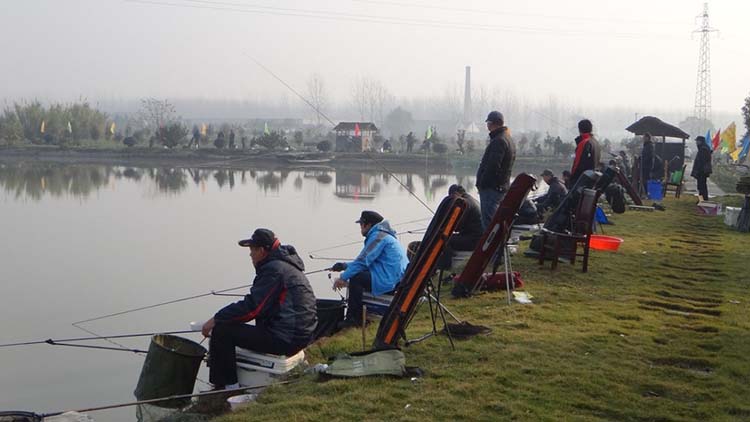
[201, 228, 317, 389]
[476, 110, 516, 229]
[331, 211, 409, 328]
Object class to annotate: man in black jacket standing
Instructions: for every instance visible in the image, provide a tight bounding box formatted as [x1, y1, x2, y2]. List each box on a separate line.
[640, 132, 655, 195]
[476, 111, 516, 229]
[201, 228, 317, 389]
[570, 119, 600, 188]
[691, 136, 712, 201]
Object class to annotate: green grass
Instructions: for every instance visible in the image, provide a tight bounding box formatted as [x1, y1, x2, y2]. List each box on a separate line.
[217, 195, 749, 421]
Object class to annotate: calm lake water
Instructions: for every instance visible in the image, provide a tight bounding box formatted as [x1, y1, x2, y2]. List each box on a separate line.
[0, 159, 565, 420]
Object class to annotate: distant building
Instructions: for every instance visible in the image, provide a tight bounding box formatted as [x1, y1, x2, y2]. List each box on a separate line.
[333, 122, 378, 152]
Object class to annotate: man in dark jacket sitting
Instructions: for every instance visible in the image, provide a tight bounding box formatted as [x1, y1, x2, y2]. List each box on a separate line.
[476, 110, 516, 229]
[436, 184, 483, 270]
[534, 169, 568, 215]
[201, 228, 317, 389]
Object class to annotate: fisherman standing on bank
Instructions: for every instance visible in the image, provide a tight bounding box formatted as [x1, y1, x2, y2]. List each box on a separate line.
[569, 119, 600, 188]
[201, 229, 317, 390]
[331, 211, 409, 328]
[691, 135, 713, 201]
[476, 111, 516, 229]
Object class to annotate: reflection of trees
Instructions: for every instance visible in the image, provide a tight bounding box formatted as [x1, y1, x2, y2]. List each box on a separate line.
[294, 175, 303, 191]
[0, 163, 112, 200]
[214, 170, 228, 189]
[256, 171, 283, 193]
[316, 174, 332, 184]
[123, 168, 144, 181]
[152, 168, 188, 193]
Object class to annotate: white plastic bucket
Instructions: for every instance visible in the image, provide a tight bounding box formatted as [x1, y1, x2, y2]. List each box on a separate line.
[724, 206, 741, 227]
[227, 393, 258, 411]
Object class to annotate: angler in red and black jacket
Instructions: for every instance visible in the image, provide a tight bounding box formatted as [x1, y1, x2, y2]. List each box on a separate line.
[203, 228, 317, 388]
[570, 119, 601, 188]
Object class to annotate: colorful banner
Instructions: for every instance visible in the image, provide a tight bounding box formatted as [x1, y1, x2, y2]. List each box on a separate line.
[711, 129, 721, 151]
[731, 133, 749, 162]
[264, 122, 270, 136]
[720, 122, 736, 153]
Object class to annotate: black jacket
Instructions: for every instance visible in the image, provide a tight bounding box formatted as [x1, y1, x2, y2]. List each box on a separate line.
[571, 134, 598, 186]
[457, 193, 483, 238]
[691, 143, 713, 178]
[535, 176, 568, 213]
[641, 140, 655, 179]
[476, 128, 516, 191]
[215, 245, 318, 348]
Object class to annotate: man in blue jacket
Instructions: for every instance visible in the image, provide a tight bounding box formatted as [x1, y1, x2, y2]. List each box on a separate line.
[332, 211, 409, 328]
[201, 228, 317, 389]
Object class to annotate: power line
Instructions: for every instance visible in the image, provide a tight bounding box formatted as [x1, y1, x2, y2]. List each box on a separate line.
[125, 0, 681, 40]
[349, 0, 687, 26]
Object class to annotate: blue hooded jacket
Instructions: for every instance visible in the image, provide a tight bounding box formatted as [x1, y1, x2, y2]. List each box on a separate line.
[341, 220, 409, 296]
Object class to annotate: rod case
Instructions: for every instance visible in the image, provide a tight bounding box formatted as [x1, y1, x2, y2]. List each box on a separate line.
[453, 173, 536, 293]
[373, 195, 467, 348]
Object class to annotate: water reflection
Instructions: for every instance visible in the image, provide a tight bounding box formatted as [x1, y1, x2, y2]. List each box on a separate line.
[1, 162, 566, 202]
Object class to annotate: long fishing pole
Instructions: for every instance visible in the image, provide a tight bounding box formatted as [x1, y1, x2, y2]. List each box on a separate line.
[244, 53, 434, 215]
[40, 381, 295, 418]
[0, 330, 195, 348]
[72, 267, 331, 326]
[307, 225, 429, 254]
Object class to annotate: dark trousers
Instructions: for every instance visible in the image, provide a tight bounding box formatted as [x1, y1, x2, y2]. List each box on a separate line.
[696, 176, 709, 200]
[437, 234, 480, 270]
[345, 271, 372, 323]
[208, 323, 297, 387]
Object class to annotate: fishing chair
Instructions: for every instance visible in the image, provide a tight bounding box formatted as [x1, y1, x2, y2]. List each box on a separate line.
[663, 164, 687, 199]
[538, 188, 598, 273]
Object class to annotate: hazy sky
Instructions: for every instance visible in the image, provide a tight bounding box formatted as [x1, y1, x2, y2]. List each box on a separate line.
[1, 0, 748, 115]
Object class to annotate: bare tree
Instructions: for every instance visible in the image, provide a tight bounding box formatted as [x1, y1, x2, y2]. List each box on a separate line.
[138, 98, 176, 129]
[306, 73, 328, 126]
[351, 76, 369, 121]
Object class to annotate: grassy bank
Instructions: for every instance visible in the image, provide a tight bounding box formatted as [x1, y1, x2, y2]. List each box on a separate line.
[217, 195, 749, 421]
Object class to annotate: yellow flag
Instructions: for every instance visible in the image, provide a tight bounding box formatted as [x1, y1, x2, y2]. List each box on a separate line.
[730, 147, 742, 161]
[67, 121, 72, 134]
[720, 122, 736, 153]
[40, 120, 45, 134]
[110, 122, 116, 134]
[200, 123, 207, 136]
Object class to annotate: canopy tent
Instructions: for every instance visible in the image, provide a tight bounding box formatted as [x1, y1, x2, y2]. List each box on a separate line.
[626, 116, 689, 175]
[625, 116, 689, 140]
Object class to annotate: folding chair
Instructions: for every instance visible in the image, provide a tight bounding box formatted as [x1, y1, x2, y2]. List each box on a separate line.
[538, 188, 598, 273]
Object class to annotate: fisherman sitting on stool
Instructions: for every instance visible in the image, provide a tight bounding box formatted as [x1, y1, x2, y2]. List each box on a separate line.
[436, 184, 482, 271]
[331, 211, 409, 328]
[201, 228, 317, 390]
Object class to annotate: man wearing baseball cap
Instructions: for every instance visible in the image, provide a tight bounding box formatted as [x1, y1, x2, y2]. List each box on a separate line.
[331, 210, 409, 328]
[476, 110, 516, 229]
[201, 228, 317, 390]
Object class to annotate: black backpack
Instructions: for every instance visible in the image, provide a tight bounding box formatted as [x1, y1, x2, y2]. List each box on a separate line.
[605, 183, 626, 214]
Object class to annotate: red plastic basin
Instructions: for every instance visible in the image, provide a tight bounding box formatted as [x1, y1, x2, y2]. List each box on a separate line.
[589, 235, 623, 251]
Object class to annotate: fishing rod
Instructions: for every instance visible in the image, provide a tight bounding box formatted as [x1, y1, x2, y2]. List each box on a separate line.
[244, 53, 434, 215]
[307, 225, 429, 254]
[0, 329, 195, 348]
[72, 267, 332, 326]
[40, 380, 295, 418]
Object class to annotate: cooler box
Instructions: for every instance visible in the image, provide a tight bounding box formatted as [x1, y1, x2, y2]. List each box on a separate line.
[697, 201, 721, 216]
[236, 348, 305, 388]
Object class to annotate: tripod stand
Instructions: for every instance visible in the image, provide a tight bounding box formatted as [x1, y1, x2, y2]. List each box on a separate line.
[404, 270, 462, 350]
